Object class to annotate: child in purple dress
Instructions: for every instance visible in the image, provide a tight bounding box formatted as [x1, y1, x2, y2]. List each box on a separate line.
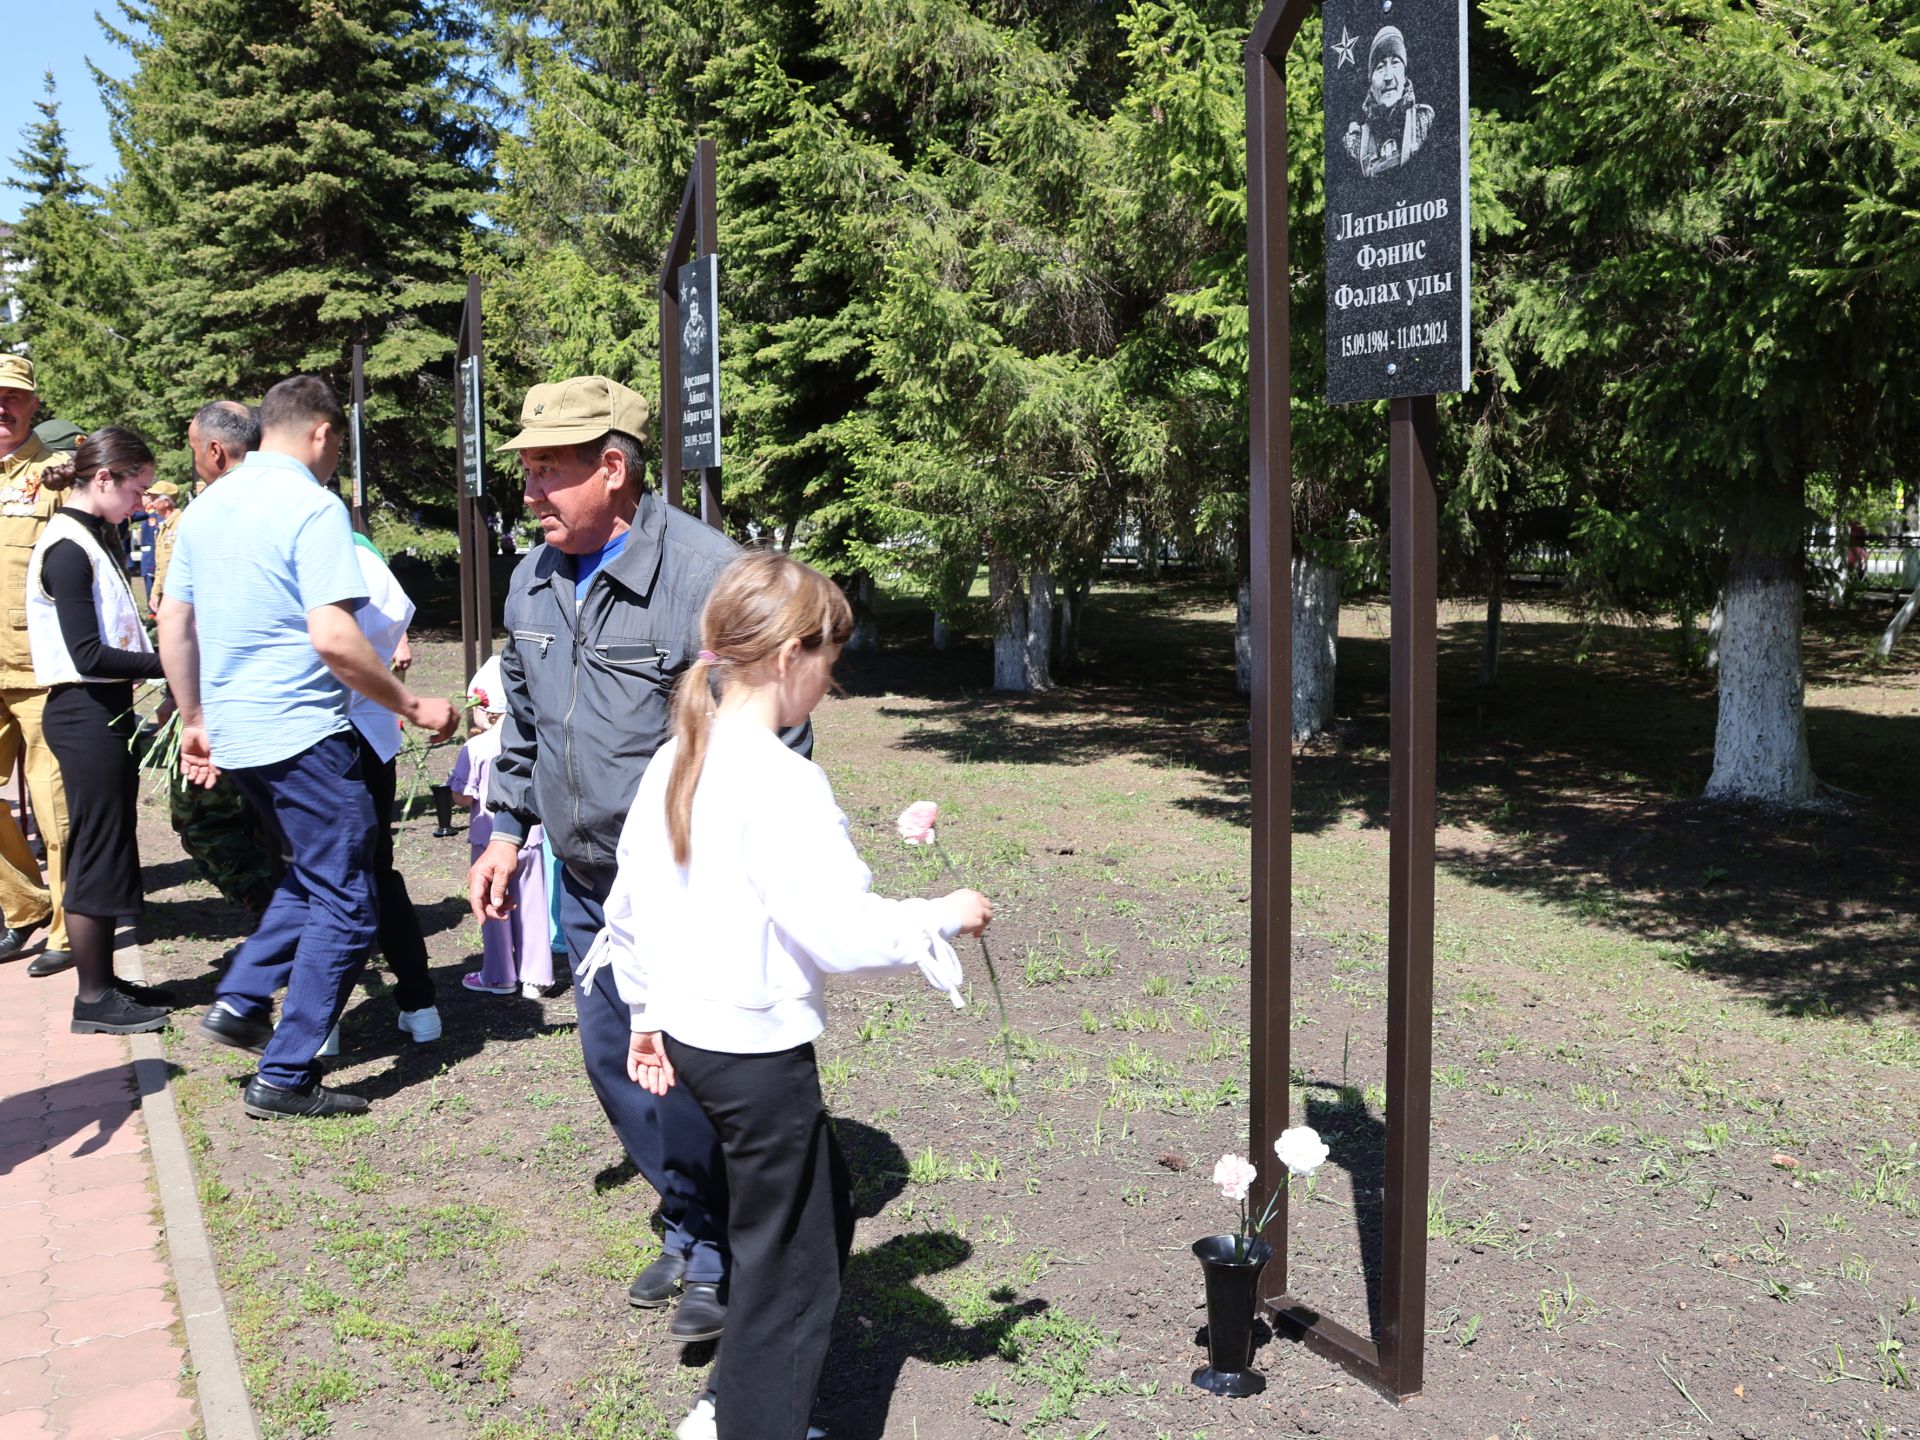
[451, 658, 555, 997]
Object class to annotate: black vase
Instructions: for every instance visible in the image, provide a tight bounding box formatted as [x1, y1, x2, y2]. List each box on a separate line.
[1192, 1234, 1272, 1397]
[430, 784, 457, 837]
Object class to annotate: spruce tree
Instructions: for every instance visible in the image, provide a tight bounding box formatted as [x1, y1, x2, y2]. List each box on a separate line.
[3, 74, 138, 429]
[105, 0, 489, 503]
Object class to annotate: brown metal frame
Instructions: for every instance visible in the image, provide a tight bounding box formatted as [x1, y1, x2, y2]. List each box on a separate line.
[1245, 0, 1438, 1402]
[658, 139, 722, 528]
[454, 274, 493, 680]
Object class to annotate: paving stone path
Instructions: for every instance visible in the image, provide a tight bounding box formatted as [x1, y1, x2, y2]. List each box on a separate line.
[0, 956, 198, 1440]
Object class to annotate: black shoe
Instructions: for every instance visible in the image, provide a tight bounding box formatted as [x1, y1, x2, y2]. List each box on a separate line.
[72, 989, 170, 1035]
[113, 975, 179, 1008]
[628, 1250, 688, 1308]
[27, 948, 74, 978]
[242, 1075, 370, 1120]
[0, 912, 51, 960]
[199, 1002, 272, 1054]
[668, 1283, 725, 1343]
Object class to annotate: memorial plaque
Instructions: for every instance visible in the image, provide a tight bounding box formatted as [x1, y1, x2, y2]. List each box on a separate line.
[1322, 0, 1470, 405]
[459, 354, 484, 498]
[676, 253, 721, 472]
[348, 399, 366, 510]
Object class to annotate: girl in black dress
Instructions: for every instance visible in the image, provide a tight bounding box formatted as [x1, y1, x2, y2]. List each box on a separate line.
[26, 428, 173, 1035]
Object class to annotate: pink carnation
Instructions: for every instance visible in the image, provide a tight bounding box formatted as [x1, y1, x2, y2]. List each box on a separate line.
[1212, 1153, 1258, 1203]
[467, 686, 490, 710]
[896, 800, 939, 846]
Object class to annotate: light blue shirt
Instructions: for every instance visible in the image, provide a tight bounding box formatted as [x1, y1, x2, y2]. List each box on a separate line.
[167, 451, 368, 770]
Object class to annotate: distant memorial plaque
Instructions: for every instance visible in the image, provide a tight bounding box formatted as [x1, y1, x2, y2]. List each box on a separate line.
[459, 355, 484, 498]
[677, 253, 721, 472]
[1322, 0, 1470, 405]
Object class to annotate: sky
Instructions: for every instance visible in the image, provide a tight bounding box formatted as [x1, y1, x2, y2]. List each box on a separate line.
[0, 7, 139, 213]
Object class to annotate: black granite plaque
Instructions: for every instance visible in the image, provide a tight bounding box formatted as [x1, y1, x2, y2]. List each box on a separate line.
[677, 253, 722, 471]
[1322, 0, 1470, 405]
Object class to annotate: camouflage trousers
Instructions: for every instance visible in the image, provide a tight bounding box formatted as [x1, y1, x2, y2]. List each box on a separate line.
[169, 770, 279, 911]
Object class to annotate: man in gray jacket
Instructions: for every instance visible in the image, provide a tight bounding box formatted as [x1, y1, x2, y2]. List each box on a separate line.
[469, 375, 740, 1341]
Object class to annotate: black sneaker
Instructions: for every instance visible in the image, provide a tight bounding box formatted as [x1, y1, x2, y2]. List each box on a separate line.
[72, 988, 170, 1035]
[113, 975, 179, 1008]
[199, 1002, 272, 1054]
[628, 1250, 689, 1308]
[241, 1075, 371, 1121]
[668, 1282, 726, 1343]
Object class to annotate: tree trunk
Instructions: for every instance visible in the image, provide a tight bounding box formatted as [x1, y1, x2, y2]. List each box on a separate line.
[843, 573, 879, 652]
[991, 558, 1053, 692]
[1056, 576, 1090, 668]
[932, 612, 951, 652]
[1705, 591, 1725, 672]
[1025, 567, 1054, 687]
[1875, 580, 1920, 659]
[1234, 579, 1253, 696]
[1704, 545, 1818, 804]
[1480, 570, 1505, 691]
[1292, 553, 1338, 741]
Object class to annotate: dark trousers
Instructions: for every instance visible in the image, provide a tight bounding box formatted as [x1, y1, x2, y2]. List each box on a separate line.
[664, 1036, 854, 1440]
[219, 731, 379, 1090]
[356, 736, 434, 1012]
[558, 867, 729, 1282]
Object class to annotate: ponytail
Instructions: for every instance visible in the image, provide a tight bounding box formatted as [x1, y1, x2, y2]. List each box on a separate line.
[665, 653, 718, 868]
[663, 552, 853, 868]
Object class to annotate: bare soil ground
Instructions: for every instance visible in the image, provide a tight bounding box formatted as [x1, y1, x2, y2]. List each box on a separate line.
[129, 580, 1918, 1440]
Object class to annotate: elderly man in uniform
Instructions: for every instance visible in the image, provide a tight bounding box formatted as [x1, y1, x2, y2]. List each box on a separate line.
[470, 375, 781, 1343]
[143, 479, 184, 612]
[0, 356, 72, 975]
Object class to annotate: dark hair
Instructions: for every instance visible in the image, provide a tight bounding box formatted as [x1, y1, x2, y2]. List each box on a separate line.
[192, 400, 259, 454]
[258, 375, 346, 436]
[40, 426, 155, 492]
[572, 430, 647, 488]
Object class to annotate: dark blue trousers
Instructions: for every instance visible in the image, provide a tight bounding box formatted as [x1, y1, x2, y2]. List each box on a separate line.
[559, 867, 729, 1283]
[219, 731, 379, 1091]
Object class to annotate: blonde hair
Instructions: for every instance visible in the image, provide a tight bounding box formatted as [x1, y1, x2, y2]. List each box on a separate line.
[666, 553, 854, 866]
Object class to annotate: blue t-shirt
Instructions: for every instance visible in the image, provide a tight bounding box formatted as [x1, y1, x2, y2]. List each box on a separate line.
[166, 451, 368, 769]
[573, 528, 630, 604]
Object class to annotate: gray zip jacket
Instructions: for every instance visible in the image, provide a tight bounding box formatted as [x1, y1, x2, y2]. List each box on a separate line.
[489, 491, 749, 894]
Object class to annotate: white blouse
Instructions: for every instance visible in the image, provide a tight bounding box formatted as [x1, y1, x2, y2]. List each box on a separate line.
[581, 716, 965, 1054]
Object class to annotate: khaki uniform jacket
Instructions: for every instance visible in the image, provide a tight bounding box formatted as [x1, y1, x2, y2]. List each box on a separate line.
[0, 437, 64, 690]
[149, 510, 181, 609]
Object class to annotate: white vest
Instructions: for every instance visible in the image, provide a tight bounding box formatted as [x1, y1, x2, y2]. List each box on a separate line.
[25, 511, 154, 686]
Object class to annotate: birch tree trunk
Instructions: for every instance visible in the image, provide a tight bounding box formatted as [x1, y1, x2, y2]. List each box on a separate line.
[1704, 545, 1818, 804]
[1480, 571, 1505, 691]
[932, 613, 951, 652]
[991, 558, 1054, 691]
[1292, 553, 1338, 741]
[1235, 562, 1339, 738]
[843, 573, 879, 652]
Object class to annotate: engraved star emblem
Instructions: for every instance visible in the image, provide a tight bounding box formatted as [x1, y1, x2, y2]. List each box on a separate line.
[1331, 25, 1359, 68]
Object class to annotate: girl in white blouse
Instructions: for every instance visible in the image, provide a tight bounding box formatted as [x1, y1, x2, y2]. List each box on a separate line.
[584, 553, 990, 1440]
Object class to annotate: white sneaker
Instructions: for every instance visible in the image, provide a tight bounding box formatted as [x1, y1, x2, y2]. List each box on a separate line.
[316, 1022, 341, 1059]
[396, 1006, 442, 1043]
[674, 1395, 716, 1440]
[521, 980, 547, 999]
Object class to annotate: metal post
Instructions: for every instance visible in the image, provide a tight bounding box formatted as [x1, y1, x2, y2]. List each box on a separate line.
[1382, 395, 1438, 1396]
[1244, 0, 1302, 1308]
[454, 274, 490, 681]
[1245, 0, 1438, 1403]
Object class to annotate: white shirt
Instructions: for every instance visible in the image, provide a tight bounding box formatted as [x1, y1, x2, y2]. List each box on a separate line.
[584, 715, 964, 1054]
[347, 543, 415, 763]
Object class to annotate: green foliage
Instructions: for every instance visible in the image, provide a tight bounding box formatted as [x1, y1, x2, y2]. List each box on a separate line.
[102, 0, 491, 498]
[2, 75, 139, 428]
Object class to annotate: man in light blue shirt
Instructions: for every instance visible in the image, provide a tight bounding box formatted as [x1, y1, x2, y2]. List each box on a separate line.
[158, 375, 456, 1120]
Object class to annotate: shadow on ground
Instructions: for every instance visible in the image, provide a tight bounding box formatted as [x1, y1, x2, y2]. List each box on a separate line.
[844, 582, 1917, 1021]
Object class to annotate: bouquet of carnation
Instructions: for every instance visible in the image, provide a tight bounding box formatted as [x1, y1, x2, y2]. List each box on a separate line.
[1212, 1127, 1329, 1261]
